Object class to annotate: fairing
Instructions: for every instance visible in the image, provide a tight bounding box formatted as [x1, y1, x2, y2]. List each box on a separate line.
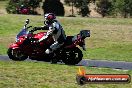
[34, 32, 47, 39]
[16, 28, 28, 42]
[9, 43, 19, 49]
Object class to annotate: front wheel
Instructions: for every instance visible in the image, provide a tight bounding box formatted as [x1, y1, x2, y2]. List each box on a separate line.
[62, 47, 83, 65]
[7, 48, 28, 61]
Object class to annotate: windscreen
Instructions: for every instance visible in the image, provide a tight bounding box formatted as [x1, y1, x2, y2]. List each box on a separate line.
[16, 28, 28, 41]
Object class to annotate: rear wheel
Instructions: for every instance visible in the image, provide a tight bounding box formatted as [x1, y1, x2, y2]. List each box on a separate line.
[7, 48, 28, 61]
[62, 47, 83, 65]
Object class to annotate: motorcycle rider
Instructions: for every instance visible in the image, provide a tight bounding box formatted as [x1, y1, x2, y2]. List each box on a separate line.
[32, 13, 66, 55]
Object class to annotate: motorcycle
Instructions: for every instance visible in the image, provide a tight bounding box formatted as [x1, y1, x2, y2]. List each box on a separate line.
[7, 19, 90, 65]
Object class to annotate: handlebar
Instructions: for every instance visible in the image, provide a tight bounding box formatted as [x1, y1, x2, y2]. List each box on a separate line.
[27, 26, 32, 29]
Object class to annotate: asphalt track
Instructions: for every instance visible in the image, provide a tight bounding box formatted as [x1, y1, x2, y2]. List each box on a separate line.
[0, 55, 132, 70]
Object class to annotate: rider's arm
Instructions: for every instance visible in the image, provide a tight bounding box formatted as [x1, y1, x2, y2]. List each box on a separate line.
[33, 26, 48, 31]
[29, 26, 49, 33]
[38, 26, 55, 42]
[38, 22, 59, 42]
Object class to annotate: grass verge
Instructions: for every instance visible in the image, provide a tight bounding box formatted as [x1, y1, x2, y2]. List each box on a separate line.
[0, 61, 132, 88]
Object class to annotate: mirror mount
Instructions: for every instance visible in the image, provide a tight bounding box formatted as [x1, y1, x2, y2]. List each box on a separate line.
[26, 19, 29, 24]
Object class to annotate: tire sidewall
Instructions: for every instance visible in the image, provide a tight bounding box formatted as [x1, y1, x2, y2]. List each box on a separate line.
[7, 48, 27, 61]
[62, 47, 83, 65]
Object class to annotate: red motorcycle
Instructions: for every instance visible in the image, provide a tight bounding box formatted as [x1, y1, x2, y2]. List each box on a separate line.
[7, 19, 90, 65]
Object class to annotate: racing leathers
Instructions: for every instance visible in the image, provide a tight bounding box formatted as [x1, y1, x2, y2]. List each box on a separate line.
[35, 20, 66, 54]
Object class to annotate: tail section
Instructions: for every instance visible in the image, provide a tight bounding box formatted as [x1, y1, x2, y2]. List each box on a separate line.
[80, 30, 90, 39]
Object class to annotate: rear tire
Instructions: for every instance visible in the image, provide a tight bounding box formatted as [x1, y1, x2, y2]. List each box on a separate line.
[7, 48, 28, 61]
[62, 47, 83, 65]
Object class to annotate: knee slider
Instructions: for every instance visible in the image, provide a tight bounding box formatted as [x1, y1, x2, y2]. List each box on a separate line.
[45, 49, 52, 54]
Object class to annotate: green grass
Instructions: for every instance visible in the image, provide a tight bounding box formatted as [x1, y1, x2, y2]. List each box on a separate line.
[0, 14, 132, 61]
[0, 61, 132, 88]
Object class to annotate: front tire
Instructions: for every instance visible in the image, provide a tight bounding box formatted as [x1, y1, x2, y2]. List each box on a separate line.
[7, 48, 28, 61]
[62, 47, 83, 65]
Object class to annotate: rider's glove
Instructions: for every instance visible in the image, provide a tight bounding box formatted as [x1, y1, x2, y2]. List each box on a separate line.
[29, 27, 38, 33]
[33, 27, 38, 32]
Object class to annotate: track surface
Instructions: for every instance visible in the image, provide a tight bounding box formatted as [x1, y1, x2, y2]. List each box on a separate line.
[0, 55, 132, 70]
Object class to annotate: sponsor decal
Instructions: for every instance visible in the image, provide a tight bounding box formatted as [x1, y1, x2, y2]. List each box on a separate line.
[76, 67, 131, 85]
